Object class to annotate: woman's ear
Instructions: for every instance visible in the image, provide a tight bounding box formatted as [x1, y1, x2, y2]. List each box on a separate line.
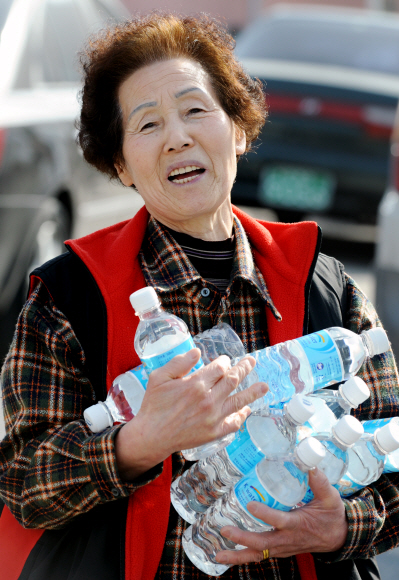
[235, 127, 246, 156]
[114, 162, 134, 187]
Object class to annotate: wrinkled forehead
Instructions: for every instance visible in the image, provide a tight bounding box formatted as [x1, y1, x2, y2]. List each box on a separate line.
[117, 58, 217, 118]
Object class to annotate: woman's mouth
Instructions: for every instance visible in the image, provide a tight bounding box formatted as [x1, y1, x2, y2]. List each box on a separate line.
[168, 166, 205, 184]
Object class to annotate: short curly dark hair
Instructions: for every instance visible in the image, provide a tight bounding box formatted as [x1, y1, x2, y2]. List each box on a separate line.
[77, 12, 267, 180]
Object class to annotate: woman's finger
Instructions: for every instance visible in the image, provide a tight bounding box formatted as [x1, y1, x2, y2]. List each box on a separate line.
[223, 380, 269, 416]
[246, 502, 292, 530]
[220, 526, 273, 552]
[148, 348, 203, 384]
[213, 355, 257, 399]
[216, 546, 266, 566]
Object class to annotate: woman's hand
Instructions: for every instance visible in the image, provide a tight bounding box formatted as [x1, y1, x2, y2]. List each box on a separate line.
[115, 348, 268, 480]
[216, 468, 348, 565]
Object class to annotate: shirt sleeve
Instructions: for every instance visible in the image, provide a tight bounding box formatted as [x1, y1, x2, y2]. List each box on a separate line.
[0, 282, 163, 529]
[315, 273, 399, 563]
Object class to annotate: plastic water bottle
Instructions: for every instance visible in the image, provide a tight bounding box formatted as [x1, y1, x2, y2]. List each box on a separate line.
[171, 395, 316, 523]
[84, 286, 204, 432]
[338, 418, 399, 497]
[372, 419, 399, 474]
[299, 415, 364, 505]
[84, 364, 148, 432]
[193, 323, 246, 364]
[241, 327, 389, 408]
[384, 444, 399, 473]
[183, 326, 388, 462]
[297, 376, 370, 441]
[130, 287, 204, 375]
[181, 323, 254, 461]
[182, 437, 326, 576]
[83, 322, 249, 434]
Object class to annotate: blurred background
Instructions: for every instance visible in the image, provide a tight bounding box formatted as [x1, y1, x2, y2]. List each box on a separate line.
[0, 1, 399, 574]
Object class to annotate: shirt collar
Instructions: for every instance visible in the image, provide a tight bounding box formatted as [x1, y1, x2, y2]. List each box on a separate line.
[230, 216, 281, 321]
[140, 215, 281, 320]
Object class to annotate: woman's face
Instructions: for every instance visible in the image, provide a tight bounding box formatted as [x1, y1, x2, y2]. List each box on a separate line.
[116, 58, 246, 232]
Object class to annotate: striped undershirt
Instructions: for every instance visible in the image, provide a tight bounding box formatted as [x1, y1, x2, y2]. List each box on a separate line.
[164, 226, 235, 293]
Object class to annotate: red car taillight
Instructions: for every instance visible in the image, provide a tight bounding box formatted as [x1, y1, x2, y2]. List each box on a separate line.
[265, 93, 394, 138]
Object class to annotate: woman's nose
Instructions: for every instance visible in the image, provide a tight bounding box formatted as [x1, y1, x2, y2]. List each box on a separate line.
[163, 119, 194, 153]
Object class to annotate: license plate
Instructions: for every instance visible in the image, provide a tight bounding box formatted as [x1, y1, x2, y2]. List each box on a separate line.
[259, 165, 335, 212]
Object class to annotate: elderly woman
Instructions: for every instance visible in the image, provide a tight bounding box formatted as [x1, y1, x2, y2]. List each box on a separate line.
[0, 12, 398, 580]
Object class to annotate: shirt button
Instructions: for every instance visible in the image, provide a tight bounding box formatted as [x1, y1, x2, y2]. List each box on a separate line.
[111, 488, 120, 497]
[201, 288, 210, 297]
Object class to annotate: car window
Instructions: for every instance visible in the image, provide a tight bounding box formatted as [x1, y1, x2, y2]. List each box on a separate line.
[41, 0, 90, 83]
[235, 16, 399, 76]
[41, 0, 121, 84]
[0, 0, 13, 34]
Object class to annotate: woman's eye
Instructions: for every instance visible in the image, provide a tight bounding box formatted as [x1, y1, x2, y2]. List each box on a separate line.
[140, 122, 156, 131]
[189, 108, 203, 114]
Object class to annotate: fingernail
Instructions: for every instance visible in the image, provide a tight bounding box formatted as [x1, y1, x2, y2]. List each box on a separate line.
[221, 527, 232, 539]
[217, 555, 228, 564]
[248, 501, 259, 514]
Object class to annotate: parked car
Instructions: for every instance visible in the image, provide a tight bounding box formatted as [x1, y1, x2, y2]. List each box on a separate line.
[0, 0, 144, 359]
[232, 5, 399, 242]
[375, 100, 399, 360]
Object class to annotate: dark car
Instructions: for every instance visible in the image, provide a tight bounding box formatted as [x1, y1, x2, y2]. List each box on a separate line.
[232, 5, 399, 242]
[0, 0, 143, 359]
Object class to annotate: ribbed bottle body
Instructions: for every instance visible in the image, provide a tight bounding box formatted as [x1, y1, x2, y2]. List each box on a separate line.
[172, 408, 298, 522]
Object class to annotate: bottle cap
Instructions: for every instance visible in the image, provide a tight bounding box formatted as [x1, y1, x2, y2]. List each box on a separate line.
[286, 395, 315, 424]
[84, 402, 113, 433]
[129, 287, 160, 314]
[375, 419, 399, 454]
[362, 327, 390, 357]
[333, 415, 364, 446]
[341, 376, 370, 408]
[296, 436, 326, 468]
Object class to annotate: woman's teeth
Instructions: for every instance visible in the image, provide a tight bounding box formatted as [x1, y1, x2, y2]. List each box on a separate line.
[174, 174, 198, 183]
[168, 166, 204, 183]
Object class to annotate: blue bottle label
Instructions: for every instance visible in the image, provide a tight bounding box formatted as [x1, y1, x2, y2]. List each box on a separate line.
[128, 364, 148, 390]
[234, 470, 291, 524]
[362, 418, 393, 434]
[337, 474, 364, 497]
[141, 336, 204, 375]
[322, 440, 347, 464]
[296, 330, 343, 387]
[301, 487, 315, 504]
[226, 422, 265, 474]
[283, 461, 308, 485]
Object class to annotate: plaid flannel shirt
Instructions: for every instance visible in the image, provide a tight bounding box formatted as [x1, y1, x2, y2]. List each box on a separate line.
[1, 215, 399, 580]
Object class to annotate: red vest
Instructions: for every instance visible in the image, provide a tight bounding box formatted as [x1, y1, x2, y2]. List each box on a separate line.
[0, 206, 319, 580]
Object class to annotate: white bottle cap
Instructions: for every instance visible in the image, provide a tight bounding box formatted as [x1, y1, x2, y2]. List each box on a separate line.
[333, 415, 364, 446]
[375, 419, 399, 454]
[129, 287, 160, 314]
[286, 395, 315, 424]
[296, 436, 326, 469]
[84, 402, 113, 433]
[341, 377, 370, 408]
[362, 327, 390, 357]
